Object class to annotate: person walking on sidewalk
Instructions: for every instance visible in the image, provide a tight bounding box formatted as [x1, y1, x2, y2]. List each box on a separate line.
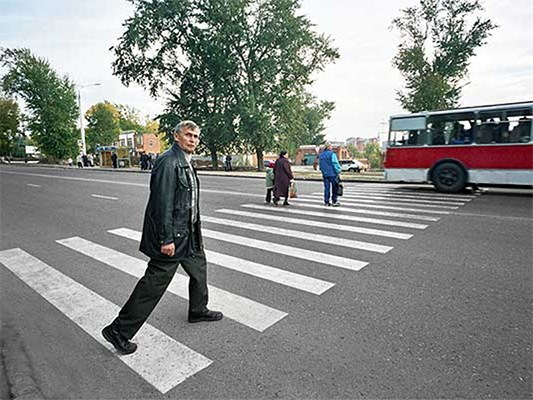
[319, 143, 341, 206]
[102, 120, 223, 355]
[273, 150, 294, 206]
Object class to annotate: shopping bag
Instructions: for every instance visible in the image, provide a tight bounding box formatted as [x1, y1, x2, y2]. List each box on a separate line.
[289, 182, 298, 198]
[337, 180, 344, 196]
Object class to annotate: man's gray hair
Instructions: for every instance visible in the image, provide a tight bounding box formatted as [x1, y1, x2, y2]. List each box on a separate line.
[173, 120, 200, 134]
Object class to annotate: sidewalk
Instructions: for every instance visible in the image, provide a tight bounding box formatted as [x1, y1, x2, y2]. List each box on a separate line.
[0, 162, 385, 183]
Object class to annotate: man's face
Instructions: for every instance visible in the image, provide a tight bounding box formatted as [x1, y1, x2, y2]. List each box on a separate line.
[174, 127, 200, 154]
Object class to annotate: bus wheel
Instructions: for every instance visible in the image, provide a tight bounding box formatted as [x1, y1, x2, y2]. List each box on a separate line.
[432, 162, 466, 193]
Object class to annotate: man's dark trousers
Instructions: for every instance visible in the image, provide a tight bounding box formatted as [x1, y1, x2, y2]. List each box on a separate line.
[111, 250, 208, 340]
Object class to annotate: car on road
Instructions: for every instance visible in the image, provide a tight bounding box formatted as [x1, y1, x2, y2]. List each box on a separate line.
[339, 159, 365, 173]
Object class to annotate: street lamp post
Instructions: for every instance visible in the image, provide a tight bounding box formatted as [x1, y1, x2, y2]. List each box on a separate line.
[77, 83, 101, 155]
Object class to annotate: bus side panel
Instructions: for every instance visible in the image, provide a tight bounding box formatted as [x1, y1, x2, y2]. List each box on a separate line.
[384, 144, 533, 170]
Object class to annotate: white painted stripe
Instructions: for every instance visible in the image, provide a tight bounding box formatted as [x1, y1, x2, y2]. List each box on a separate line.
[108, 227, 333, 295]
[91, 194, 118, 200]
[215, 209, 413, 239]
[59, 235, 286, 332]
[202, 229, 368, 271]
[290, 202, 440, 221]
[320, 191, 471, 206]
[342, 190, 473, 201]
[241, 204, 429, 230]
[203, 215, 393, 253]
[295, 197, 450, 215]
[26, 183, 41, 187]
[201, 229, 368, 271]
[0, 248, 212, 394]
[205, 250, 333, 294]
[299, 194, 459, 209]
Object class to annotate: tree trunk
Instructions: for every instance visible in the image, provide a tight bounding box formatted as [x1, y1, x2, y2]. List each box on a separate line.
[255, 147, 264, 171]
[210, 148, 218, 170]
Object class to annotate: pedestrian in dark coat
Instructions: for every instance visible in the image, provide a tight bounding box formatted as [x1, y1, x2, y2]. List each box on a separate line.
[111, 153, 118, 169]
[102, 120, 223, 355]
[273, 150, 294, 206]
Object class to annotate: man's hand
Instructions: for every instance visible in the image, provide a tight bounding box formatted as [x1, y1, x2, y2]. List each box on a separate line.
[160, 243, 175, 257]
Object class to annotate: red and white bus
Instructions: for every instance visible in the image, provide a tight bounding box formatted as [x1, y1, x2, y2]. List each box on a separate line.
[383, 101, 533, 192]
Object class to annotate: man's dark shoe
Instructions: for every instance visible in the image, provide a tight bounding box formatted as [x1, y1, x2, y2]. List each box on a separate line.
[188, 310, 224, 323]
[102, 325, 137, 355]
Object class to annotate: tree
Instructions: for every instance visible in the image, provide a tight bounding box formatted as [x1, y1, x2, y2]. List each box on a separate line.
[275, 92, 334, 158]
[85, 101, 121, 152]
[0, 96, 21, 156]
[347, 144, 363, 159]
[391, 0, 497, 112]
[116, 104, 144, 133]
[363, 142, 382, 169]
[111, 0, 338, 169]
[1, 48, 79, 161]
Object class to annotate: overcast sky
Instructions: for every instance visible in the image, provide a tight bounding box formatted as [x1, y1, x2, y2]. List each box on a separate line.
[1, 0, 532, 141]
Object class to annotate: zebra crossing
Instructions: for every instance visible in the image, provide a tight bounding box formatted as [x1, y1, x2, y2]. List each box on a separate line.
[0, 183, 478, 394]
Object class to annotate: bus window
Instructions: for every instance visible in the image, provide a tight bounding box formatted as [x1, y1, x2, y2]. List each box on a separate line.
[389, 116, 427, 146]
[428, 112, 475, 145]
[507, 109, 532, 143]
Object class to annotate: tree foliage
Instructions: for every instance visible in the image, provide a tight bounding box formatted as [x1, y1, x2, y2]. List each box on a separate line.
[0, 48, 79, 160]
[363, 142, 382, 169]
[112, 0, 338, 169]
[85, 101, 121, 152]
[115, 104, 144, 133]
[391, 0, 497, 112]
[0, 96, 22, 156]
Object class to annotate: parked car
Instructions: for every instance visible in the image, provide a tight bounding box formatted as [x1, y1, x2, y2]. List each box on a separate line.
[339, 159, 365, 173]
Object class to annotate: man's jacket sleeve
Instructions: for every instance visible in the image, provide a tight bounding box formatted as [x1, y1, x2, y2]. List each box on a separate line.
[151, 157, 177, 245]
[332, 153, 342, 175]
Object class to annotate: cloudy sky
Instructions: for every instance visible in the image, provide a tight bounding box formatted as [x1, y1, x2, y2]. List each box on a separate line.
[1, 0, 532, 141]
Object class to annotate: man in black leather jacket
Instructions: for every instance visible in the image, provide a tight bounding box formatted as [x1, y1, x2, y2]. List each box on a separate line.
[102, 120, 223, 355]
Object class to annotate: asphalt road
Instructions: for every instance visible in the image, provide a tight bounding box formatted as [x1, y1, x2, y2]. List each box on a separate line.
[1, 164, 531, 399]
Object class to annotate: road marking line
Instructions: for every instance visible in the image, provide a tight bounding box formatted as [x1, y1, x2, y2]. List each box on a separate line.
[201, 229, 368, 271]
[314, 192, 467, 205]
[26, 183, 41, 187]
[289, 202, 440, 221]
[295, 197, 451, 215]
[299, 194, 459, 209]
[59, 235, 287, 332]
[342, 190, 474, 201]
[215, 209, 413, 239]
[91, 194, 118, 200]
[203, 215, 393, 253]
[109, 228, 333, 295]
[0, 248, 212, 394]
[241, 204, 429, 229]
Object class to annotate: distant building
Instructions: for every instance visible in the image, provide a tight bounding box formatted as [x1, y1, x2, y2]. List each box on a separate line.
[346, 137, 356, 146]
[136, 133, 161, 155]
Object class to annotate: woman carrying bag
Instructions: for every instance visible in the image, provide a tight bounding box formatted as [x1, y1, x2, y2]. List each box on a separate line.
[273, 150, 294, 206]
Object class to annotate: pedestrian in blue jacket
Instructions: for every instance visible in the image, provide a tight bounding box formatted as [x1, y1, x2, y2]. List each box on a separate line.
[318, 143, 341, 206]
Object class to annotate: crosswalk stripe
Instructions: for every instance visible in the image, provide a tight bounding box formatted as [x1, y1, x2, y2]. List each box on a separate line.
[202, 215, 393, 253]
[295, 197, 451, 215]
[0, 248, 212, 394]
[241, 204, 429, 229]
[108, 228, 334, 295]
[312, 193, 465, 210]
[150, 222, 368, 271]
[200, 229, 368, 271]
[342, 190, 474, 201]
[300, 195, 459, 209]
[58, 236, 287, 332]
[215, 209, 413, 239]
[345, 188, 477, 199]
[289, 202, 440, 221]
[315, 192, 466, 205]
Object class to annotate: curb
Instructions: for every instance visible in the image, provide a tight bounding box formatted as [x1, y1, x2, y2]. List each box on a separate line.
[0, 163, 386, 183]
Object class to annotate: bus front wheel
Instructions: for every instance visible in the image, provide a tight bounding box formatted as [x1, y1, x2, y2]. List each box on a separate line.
[432, 162, 466, 193]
